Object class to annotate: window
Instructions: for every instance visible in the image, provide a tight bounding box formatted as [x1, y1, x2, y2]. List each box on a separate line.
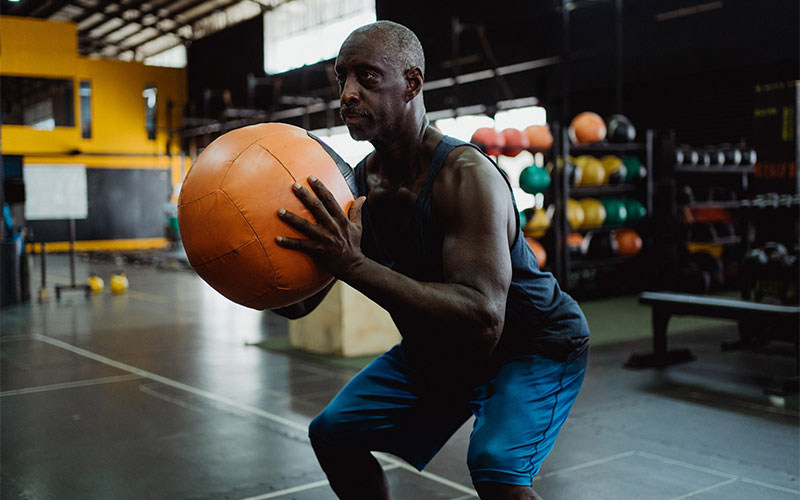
[0, 76, 75, 129]
[143, 84, 157, 140]
[144, 45, 187, 68]
[80, 81, 92, 139]
[263, 0, 376, 74]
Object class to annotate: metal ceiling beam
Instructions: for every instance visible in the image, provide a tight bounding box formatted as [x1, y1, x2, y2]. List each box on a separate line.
[78, 0, 190, 35]
[91, 0, 210, 55]
[72, 0, 117, 25]
[78, 0, 207, 56]
[82, 0, 178, 39]
[29, 0, 74, 18]
[111, 0, 246, 57]
[77, 0, 149, 34]
[79, 0, 195, 55]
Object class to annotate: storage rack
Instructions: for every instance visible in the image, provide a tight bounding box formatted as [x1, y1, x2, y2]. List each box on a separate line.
[550, 124, 654, 293]
[664, 141, 756, 293]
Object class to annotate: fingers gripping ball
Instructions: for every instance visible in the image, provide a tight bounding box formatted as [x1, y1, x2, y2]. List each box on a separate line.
[178, 123, 356, 310]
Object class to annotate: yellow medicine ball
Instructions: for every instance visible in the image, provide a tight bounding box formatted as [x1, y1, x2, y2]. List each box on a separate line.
[567, 198, 585, 229]
[523, 208, 551, 238]
[579, 158, 606, 186]
[580, 198, 607, 227]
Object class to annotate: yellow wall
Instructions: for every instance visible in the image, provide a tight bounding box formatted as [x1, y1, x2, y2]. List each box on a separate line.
[0, 16, 188, 251]
[0, 16, 77, 77]
[0, 15, 187, 158]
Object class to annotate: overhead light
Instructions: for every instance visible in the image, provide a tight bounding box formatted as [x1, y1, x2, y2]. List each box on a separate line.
[8, 0, 21, 3]
[655, 1, 723, 22]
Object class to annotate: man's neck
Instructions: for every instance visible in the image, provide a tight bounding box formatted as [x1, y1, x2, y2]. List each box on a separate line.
[370, 110, 434, 185]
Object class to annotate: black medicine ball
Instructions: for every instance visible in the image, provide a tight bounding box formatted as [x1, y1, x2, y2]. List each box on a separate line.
[607, 114, 637, 143]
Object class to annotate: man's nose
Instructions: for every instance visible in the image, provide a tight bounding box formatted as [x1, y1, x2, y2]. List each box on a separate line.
[340, 78, 360, 105]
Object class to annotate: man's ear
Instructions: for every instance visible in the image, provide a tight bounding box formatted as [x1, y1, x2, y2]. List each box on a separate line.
[405, 67, 423, 101]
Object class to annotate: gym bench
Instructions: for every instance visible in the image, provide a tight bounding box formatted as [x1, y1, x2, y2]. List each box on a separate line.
[625, 291, 800, 369]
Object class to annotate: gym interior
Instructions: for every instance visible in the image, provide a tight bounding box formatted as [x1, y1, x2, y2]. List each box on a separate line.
[1, 1, 798, 499]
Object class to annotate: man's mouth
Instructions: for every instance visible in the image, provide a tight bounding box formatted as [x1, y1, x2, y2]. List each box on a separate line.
[342, 109, 368, 122]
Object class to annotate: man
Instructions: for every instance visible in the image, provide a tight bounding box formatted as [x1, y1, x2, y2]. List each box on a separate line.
[274, 20, 589, 500]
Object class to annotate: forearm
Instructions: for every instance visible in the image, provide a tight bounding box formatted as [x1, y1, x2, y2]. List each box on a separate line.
[272, 280, 335, 319]
[343, 257, 504, 354]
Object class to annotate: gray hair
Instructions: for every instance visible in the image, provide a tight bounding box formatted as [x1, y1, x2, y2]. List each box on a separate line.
[349, 21, 425, 77]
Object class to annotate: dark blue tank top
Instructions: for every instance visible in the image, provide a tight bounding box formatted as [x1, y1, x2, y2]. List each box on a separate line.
[354, 135, 589, 361]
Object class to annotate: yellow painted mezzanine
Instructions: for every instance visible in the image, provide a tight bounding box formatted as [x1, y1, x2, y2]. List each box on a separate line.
[1, 16, 189, 252]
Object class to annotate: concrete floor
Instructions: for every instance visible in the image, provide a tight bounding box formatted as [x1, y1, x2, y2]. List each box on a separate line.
[1, 253, 798, 500]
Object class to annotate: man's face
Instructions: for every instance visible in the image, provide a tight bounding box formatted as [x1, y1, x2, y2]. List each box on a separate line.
[334, 33, 408, 142]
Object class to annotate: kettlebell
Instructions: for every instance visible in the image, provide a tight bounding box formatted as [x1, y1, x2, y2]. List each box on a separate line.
[87, 273, 105, 294]
[110, 271, 129, 295]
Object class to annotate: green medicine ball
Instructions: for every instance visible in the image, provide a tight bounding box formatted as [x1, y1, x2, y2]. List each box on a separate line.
[622, 156, 645, 182]
[601, 198, 628, 225]
[624, 199, 647, 223]
[519, 165, 551, 194]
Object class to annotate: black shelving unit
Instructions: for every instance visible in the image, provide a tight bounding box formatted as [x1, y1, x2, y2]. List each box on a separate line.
[550, 124, 654, 293]
[664, 141, 756, 294]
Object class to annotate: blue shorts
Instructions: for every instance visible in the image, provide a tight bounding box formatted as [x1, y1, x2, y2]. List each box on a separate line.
[308, 343, 588, 486]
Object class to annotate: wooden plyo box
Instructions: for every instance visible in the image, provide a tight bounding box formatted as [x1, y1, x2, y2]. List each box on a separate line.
[289, 281, 401, 357]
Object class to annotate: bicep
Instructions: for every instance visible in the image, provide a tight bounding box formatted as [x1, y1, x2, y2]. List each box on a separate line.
[436, 153, 513, 301]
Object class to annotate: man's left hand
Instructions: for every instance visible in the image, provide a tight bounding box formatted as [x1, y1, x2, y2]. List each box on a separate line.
[276, 176, 367, 280]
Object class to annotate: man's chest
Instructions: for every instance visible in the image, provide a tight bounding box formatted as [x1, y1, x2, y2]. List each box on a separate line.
[366, 186, 419, 265]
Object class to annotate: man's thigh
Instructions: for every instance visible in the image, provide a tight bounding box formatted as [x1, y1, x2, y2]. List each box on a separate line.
[467, 351, 588, 486]
[309, 344, 472, 470]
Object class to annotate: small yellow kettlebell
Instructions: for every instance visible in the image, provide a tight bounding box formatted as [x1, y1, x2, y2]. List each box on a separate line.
[110, 271, 129, 295]
[87, 273, 105, 294]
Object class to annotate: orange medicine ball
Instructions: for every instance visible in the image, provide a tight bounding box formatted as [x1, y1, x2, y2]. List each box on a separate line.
[525, 237, 547, 268]
[178, 123, 356, 310]
[524, 125, 554, 152]
[613, 229, 643, 257]
[569, 112, 607, 145]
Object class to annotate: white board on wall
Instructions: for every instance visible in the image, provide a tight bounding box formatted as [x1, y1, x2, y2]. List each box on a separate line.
[23, 164, 89, 220]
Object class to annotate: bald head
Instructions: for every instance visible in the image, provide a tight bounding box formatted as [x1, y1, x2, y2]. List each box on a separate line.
[345, 21, 425, 78]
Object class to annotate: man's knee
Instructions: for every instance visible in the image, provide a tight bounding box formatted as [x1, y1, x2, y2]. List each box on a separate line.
[467, 440, 508, 473]
[468, 437, 539, 486]
[308, 410, 337, 450]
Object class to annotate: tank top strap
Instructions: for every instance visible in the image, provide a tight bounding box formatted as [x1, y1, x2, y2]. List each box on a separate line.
[418, 135, 465, 198]
[354, 155, 399, 269]
[411, 136, 469, 271]
[353, 156, 368, 196]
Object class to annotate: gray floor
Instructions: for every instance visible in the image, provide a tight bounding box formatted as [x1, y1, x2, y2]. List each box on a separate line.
[1, 253, 798, 500]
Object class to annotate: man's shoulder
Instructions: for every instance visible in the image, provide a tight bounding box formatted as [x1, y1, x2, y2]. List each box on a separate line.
[440, 140, 500, 181]
[434, 140, 510, 206]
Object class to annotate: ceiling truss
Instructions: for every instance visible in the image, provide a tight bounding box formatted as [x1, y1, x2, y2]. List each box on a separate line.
[2, 0, 288, 62]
